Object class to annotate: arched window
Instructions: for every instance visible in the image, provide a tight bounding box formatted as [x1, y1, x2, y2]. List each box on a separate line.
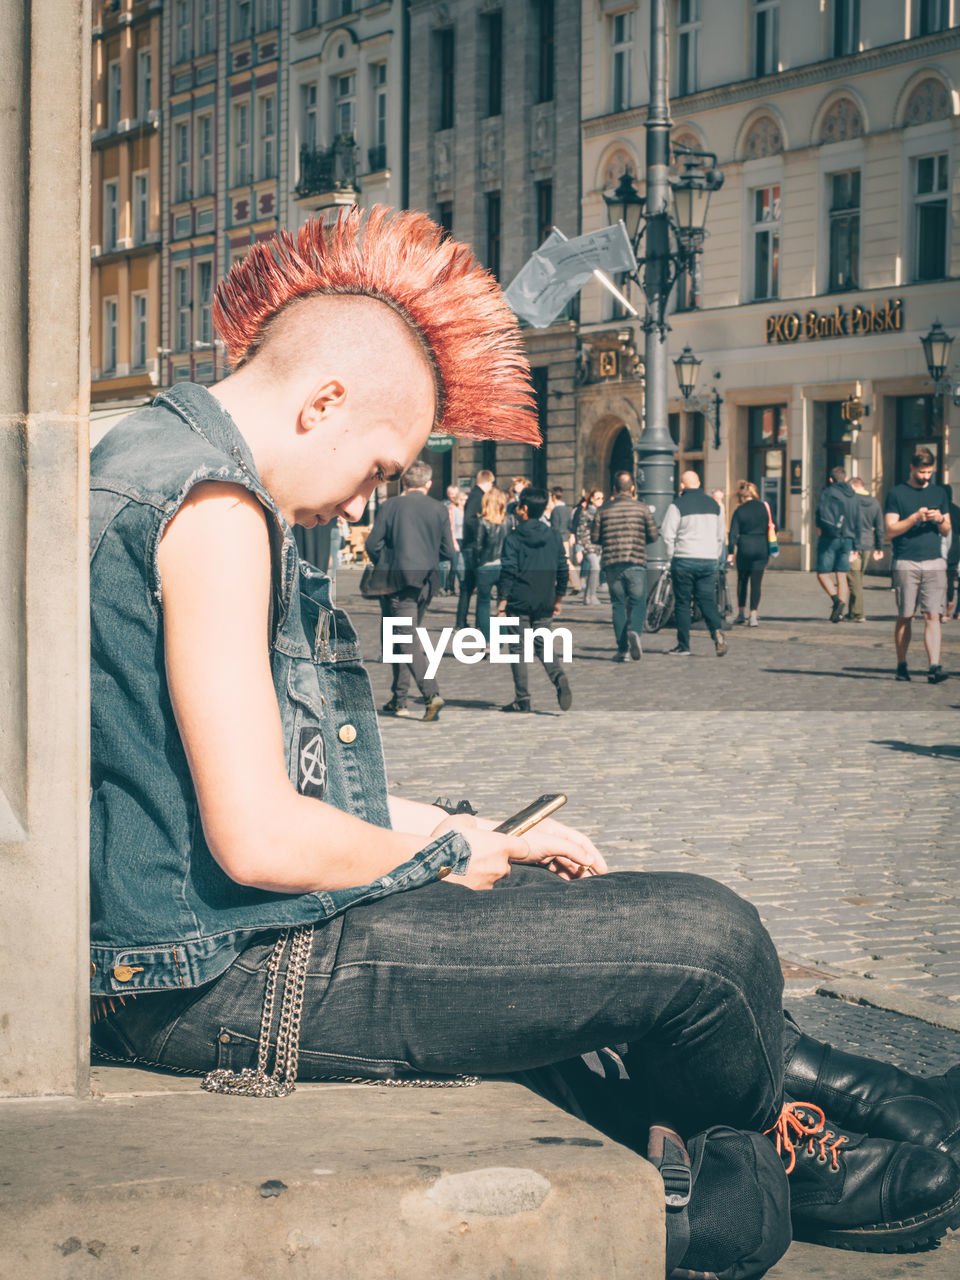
[743, 115, 782, 160]
[904, 77, 952, 126]
[818, 97, 863, 144]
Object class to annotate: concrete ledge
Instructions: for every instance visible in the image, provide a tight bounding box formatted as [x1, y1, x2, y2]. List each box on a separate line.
[1, 1069, 665, 1280]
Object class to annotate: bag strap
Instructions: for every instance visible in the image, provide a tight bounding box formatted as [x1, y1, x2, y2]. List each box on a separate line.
[648, 1124, 694, 1273]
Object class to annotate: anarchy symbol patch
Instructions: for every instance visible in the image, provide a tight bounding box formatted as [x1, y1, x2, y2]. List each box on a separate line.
[298, 727, 327, 799]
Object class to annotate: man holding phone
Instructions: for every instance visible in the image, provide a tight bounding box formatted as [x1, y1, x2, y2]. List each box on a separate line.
[884, 448, 952, 682]
[90, 210, 960, 1258]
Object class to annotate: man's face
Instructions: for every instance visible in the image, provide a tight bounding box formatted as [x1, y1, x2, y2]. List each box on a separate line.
[910, 464, 935, 489]
[292, 372, 435, 528]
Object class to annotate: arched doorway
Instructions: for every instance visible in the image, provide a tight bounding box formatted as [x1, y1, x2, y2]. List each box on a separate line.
[609, 427, 635, 491]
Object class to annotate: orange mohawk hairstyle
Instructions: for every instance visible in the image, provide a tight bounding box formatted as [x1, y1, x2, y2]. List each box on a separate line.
[213, 205, 539, 444]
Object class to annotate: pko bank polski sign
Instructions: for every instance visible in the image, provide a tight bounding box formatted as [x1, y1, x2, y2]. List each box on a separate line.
[382, 617, 573, 680]
[765, 297, 903, 344]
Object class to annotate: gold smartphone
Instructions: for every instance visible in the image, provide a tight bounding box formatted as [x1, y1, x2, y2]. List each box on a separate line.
[494, 793, 567, 837]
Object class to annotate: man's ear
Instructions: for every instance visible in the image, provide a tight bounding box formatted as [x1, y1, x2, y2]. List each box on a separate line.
[299, 378, 347, 432]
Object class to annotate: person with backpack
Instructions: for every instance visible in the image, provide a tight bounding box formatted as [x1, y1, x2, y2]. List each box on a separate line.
[815, 466, 861, 622]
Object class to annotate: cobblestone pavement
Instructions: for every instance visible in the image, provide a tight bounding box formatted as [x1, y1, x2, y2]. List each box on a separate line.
[336, 566, 960, 1009]
[334, 565, 960, 1276]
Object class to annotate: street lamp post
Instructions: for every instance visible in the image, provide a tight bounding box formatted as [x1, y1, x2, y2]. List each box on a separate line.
[602, 0, 724, 574]
[920, 320, 955, 444]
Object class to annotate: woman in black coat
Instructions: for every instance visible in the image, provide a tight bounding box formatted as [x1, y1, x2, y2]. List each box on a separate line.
[727, 480, 771, 626]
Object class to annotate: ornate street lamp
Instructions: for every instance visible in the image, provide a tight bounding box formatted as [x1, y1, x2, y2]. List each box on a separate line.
[674, 345, 724, 451]
[673, 345, 702, 400]
[920, 320, 955, 435]
[603, 170, 646, 246]
[920, 320, 954, 385]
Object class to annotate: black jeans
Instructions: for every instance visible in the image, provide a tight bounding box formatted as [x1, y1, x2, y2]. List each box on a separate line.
[672, 558, 723, 650]
[736, 554, 768, 611]
[93, 866, 786, 1139]
[380, 584, 438, 704]
[510, 613, 566, 702]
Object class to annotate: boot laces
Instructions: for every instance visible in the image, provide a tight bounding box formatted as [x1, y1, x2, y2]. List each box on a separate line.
[764, 1101, 849, 1175]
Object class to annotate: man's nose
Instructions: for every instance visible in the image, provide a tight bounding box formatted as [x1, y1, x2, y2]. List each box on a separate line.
[341, 493, 368, 522]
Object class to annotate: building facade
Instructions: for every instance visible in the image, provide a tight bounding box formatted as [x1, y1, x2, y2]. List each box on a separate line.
[581, 0, 960, 568]
[91, 0, 163, 426]
[286, 0, 406, 230]
[407, 0, 582, 497]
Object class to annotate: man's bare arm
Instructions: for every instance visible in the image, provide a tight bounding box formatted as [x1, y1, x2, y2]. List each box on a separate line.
[158, 483, 429, 892]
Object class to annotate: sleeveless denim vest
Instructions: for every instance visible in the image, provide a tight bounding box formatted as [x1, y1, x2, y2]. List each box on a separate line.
[89, 383, 470, 996]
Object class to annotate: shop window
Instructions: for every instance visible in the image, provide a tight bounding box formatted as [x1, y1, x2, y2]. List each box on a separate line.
[751, 184, 780, 300]
[669, 411, 705, 494]
[895, 396, 943, 484]
[828, 170, 859, 292]
[754, 0, 779, 77]
[676, 0, 700, 97]
[611, 12, 632, 113]
[913, 153, 948, 282]
[824, 402, 853, 478]
[748, 405, 786, 528]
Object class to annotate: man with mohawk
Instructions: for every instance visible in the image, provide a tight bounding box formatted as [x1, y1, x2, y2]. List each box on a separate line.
[90, 208, 960, 1264]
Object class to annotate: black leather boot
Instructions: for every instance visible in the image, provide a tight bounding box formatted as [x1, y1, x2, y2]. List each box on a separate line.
[784, 1030, 960, 1158]
[768, 1101, 960, 1251]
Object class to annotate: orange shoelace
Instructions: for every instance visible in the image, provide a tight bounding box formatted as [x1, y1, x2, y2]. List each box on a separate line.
[764, 1100, 849, 1174]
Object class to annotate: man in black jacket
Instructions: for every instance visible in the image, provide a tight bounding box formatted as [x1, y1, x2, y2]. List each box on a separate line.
[847, 476, 885, 622]
[497, 487, 572, 713]
[456, 467, 495, 628]
[366, 460, 456, 720]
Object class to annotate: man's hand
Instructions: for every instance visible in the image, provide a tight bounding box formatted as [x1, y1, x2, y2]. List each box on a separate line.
[872, 549, 884, 562]
[553, 597, 563, 616]
[496, 602, 507, 616]
[726, 554, 735, 565]
[925, 508, 944, 524]
[430, 813, 608, 890]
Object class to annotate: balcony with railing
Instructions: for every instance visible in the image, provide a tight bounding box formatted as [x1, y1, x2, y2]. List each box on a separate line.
[296, 136, 359, 201]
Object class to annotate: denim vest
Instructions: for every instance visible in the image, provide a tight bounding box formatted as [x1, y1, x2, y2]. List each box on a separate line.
[89, 383, 470, 996]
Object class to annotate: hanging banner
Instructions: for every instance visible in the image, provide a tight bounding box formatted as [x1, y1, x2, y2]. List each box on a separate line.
[503, 223, 637, 329]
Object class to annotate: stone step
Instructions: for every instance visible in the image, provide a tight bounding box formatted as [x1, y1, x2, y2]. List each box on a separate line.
[1, 1067, 664, 1280]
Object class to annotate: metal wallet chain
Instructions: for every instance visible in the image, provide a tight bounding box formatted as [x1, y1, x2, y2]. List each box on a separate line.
[93, 926, 479, 1096]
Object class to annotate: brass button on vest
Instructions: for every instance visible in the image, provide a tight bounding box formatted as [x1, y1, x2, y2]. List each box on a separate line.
[338, 724, 358, 744]
[436, 866, 452, 879]
[112, 964, 144, 983]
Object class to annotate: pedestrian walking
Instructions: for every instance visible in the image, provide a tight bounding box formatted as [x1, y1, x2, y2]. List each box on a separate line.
[847, 476, 885, 622]
[944, 493, 960, 621]
[474, 485, 509, 642]
[456, 469, 495, 627]
[592, 471, 657, 661]
[572, 488, 605, 604]
[367, 460, 456, 720]
[661, 471, 727, 656]
[815, 466, 861, 622]
[497, 487, 572, 713]
[439, 484, 462, 594]
[727, 480, 770, 627]
[884, 447, 952, 683]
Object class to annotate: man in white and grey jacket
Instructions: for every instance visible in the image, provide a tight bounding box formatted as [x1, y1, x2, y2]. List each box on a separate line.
[661, 470, 727, 656]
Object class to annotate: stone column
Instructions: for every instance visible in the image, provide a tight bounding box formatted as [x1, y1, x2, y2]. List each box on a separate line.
[0, 0, 91, 1097]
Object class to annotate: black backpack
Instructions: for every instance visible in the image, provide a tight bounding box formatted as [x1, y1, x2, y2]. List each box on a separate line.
[817, 486, 848, 537]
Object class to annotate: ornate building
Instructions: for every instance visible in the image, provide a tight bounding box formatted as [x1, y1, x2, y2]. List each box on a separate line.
[406, 0, 582, 496]
[580, 0, 960, 568]
[90, 0, 163, 432]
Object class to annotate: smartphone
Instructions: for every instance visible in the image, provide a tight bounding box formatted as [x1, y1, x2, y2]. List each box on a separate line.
[494, 793, 567, 837]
